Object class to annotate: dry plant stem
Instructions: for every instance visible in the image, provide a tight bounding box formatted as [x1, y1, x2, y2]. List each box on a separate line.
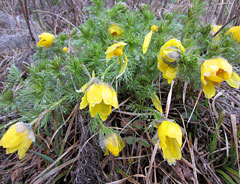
[189, 137, 199, 184]
[146, 80, 175, 183]
[187, 87, 203, 126]
[32, 0, 44, 30]
[33, 9, 81, 33]
[18, 0, 35, 41]
[230, 114, 240, 176]
[213, 9, 240, 38]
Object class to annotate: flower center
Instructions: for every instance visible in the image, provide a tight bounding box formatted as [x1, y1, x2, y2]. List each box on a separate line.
[216, 69, 224, 76]
[112, 32, 118, 37]
[114, 47, 123, 56]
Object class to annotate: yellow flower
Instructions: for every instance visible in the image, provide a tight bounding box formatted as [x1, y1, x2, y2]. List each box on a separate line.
[37, 32, 55, 47]
[63, 47, 68, 52]
[226, 26, 240, 43]
[103, 133, 125, 156]
[158, 121, 182, 164]
[157, 39, 185, 84]
[105, 41, 127, 63]
[142, 25, 158, 54]
[80, 79, 119, 121]
[108, 23, 124, 38]
[201, 57, 240, 98]
[0, 122, 35, 159]
[211, 25, 222, 41]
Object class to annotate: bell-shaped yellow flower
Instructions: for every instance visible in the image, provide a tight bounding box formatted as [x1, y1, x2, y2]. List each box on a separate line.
[103, 133, 125, 156]
[108, 23, 124, 38]
[142, 25, 158, 54]
[211, 25, 222, 41]
[63, 47, 68, 52]
[201, 57, 240, 98]
[37, 32, 55, 48]
[226, 26, 240, 43]
[157, 39, 185, 84]
[0, 122, 35, 159]
[105, 41, 127, 63]
[80, 79, 119, 121]
[158, 121, 182, 164]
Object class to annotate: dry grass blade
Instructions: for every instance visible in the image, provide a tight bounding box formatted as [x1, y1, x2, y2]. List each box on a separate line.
[165, 80, 174, 117]
[230, 114, 240, 176]
[106, 174, 145, 184]
[31, 142, 79, 183]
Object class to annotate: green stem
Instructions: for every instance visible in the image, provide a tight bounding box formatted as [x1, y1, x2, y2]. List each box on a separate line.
[101, 62, 114, 81]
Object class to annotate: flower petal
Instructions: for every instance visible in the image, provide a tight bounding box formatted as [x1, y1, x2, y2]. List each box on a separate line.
[151, 92, 163, 113]
[87, 83, 103, 106]
[203, 81, 215, 98]
[18, 136, 32, 159]
[102, 84, 114, 105]
[142, 31, 153, 54]
[80, 92, 88, 109]
[165, 66, 177, 84]
[226, 72, 240, 89]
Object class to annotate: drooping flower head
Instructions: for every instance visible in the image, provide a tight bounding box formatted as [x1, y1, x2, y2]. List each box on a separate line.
[211, 25, 222, 41]
[102, 133, 125, 156]
[226, 26, 240, 43]
[37, 32, 55, 48]
[108, 23, 124, 38]
[105, 41, 127, 63]
[0, 122, 35, 159]
[79, 78, 119, 121]
[142, 25, 158, 54]
[201, 57, 240, 98]
[158, 121, 182, 165]
[157, 39, 185, 84]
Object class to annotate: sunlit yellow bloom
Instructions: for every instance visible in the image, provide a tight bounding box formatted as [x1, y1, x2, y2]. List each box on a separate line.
[80, 79, 119, 121]
[226, 26, 240, 43]
[142, 25, 158, 54]
[157, 39, 185, 84]
[0, 122, 35, 159]
[63, 47, 68, 52]
[37, 33, 55, 47]
[105, 41, 127, 63]
[211, 25, 222, 41]
[201, 57, 240, 98]
[108, 23, 124, 38]
[103, 133, 125, 156]
[158, 121, 182, 164]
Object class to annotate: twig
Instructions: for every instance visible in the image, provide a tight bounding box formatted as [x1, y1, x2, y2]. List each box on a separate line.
[19, 0, 35, 41]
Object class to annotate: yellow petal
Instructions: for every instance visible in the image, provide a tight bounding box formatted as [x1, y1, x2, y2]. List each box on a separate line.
[106, 51, 115, 63]
[203, 81, 215, 98]
[226, 72, 240, 89]
[0, 125, 23, 148]
[111, 89, 119, 109]
[89, 104, 99, 118]
[6, 146, 19, 154]
[78, 82, 90, 93]
[102, 83, 114, 105]
[165, 66, 177, 84]
[98, 103, 111, 121]
[117, 55, 128, 78]
[226, 26, 240, 43]
[163, 137, 181, 164]
[157, 55, 168, 74]
[105, 133, 124, 157]
[80, 92, 88, 109]
[142, 31, 153, 54]
[87, 83, 102, 106]
[151, 92, 163, 113]
[18, 136, 32, 159]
